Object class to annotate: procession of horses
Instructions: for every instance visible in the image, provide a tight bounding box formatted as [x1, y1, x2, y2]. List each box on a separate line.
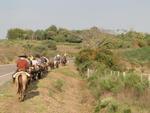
[12, 54, 67, 102]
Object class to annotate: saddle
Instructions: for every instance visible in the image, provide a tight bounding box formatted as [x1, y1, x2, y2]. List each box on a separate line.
[13, 71, 30, 78]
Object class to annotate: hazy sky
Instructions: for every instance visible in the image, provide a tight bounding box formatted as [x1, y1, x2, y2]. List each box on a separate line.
[0, 0, 150, 38]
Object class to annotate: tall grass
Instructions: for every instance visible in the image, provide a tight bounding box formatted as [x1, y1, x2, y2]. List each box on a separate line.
[123, 47, 150, 63]
[87, 66, 149, 113]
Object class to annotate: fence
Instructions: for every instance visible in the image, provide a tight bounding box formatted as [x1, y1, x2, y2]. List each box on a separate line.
[86, 68, 150, 82]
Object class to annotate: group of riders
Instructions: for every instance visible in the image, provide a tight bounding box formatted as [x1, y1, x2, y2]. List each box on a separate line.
[12, 53, 67, 101]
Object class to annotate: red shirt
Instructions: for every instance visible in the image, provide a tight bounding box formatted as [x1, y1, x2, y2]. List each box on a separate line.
[17, 58, 29, 71]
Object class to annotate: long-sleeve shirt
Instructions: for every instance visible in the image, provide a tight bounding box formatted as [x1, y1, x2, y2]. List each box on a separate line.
[16, 58, 29, 71]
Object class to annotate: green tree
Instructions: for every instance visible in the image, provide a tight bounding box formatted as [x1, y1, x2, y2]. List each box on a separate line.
[34, 30, 45, 40]
[24, 29, 34, 40]
[45, 25, 58, 39]
[7, 28, 25, 40]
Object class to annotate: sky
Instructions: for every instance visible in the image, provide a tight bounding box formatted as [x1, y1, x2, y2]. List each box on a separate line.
[0, 0, 150, 38]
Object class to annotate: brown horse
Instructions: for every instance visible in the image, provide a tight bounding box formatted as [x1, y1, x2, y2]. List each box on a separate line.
[54, 60, 59, 68]
[61, 56, 67, 66]
[49, 60, 55, 70]
[14, 71, 30, 101]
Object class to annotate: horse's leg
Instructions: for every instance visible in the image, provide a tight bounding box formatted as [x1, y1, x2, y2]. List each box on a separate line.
[21, 79, 27, 101]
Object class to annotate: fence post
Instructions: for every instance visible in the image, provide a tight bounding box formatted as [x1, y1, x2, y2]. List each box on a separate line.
[87, 68, 90, 78]
[123, 72, 126, 78]
[111, 71, 112, 76]
[117, 71, 120, 77]
[148, 74, 150, 83]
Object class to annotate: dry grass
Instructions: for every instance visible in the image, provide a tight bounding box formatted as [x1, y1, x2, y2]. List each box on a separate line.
[0, 64, 94, 113]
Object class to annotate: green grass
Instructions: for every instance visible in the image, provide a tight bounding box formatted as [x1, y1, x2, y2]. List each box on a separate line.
[54, 67, 81, 79]
[123, 47, 150, 63]
[52, 79, 65, 91]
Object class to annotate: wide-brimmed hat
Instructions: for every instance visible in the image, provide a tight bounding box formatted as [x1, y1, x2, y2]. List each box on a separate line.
[18, 55, 27, 58]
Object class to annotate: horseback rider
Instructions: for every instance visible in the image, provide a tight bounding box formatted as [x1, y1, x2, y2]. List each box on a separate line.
[54, 54, 61, 63]
[12, 55, 30, 83]
[61, 53, 67, 66]
[28, 54, 34, 66]
[16, 55, 29, 72]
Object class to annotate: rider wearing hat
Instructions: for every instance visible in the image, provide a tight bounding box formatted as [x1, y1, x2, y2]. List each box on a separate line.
[16, 55, 29, 72]
[12, 55, 30, 83]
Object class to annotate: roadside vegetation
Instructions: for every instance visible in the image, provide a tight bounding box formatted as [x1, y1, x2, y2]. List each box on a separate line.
[75, 28, 150, 113]
[0, 63, 94, 113]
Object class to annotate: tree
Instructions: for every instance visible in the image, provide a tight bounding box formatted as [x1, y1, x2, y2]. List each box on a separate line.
[46, 25, 57, 32]
[34, 30, 45, 40]
[45, 25, 58, 40]
[24, 30, 34, 40]
[7, 28, 25, 40]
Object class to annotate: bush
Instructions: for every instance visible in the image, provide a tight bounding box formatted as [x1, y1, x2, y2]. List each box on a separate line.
[123, 73, 149, 94]
[137, 40, 147, 47]
[123, 107, 131, 113]
[33, 45, 47, 54]
[66, 35, 82, 43]
[41, 40, 57, 50]
[87, 66, 149, 100]
[75, 48, 119, 75]
[95, 97, 119, 113]
[53, 34, 67, 42]
[99, 76, 124, 93]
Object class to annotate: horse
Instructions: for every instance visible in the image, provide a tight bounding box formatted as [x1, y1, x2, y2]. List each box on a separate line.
[49, 59, 55, 70]
[13, 71, 30, 102]
[29, 66, 39, 81]
[54, 60, 59, 68]
[61, 56, 67, 66]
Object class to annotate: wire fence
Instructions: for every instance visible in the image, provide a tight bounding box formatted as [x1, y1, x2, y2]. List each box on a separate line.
[86, 68, 150, 82]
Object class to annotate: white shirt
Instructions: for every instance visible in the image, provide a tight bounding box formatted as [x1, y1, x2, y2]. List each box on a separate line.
[32, 60, 38, 66]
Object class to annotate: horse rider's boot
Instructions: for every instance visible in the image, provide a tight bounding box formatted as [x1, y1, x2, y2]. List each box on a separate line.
[13, 78, 15, 83]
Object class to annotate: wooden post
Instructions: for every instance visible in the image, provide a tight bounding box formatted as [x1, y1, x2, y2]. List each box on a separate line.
[123, 72, 126, 78]
[148, 74, 150, 81]
[111, 71, 112, 76]
[117, 71, 120, 77]
[87, 68, 90, 78]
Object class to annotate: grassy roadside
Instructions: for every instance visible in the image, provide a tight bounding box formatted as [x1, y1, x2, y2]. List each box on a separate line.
[0, 64, 94, 113]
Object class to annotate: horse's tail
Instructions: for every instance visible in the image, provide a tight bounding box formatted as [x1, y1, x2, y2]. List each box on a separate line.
[17, 74, 23, 94]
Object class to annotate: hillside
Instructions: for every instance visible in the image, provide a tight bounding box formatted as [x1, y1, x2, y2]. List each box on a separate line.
[0, 40, 81, 64]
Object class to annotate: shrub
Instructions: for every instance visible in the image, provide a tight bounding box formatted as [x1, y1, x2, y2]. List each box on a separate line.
[41, 40, 57, 50]
[137, 40, 147, 47]
[53, 34, 67, 42]
[32, 45, 47, 54]
[123, 73, 149, 94]
[94, 97, 119, 113]
[66, 35, 82, 43]
[75, 48, 119, 75]
[99, 76, 124, 93]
